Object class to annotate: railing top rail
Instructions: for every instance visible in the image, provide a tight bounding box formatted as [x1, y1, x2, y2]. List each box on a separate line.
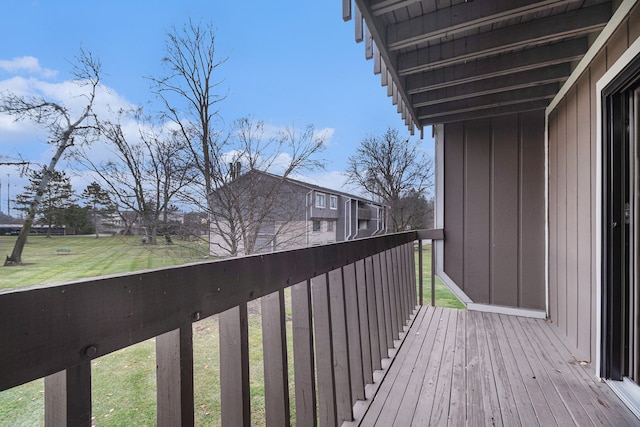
[0, 230, 443, 392]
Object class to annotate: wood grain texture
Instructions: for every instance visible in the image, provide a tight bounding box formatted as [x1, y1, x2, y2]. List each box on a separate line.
[359, 308, 640, 426]
[156, 325, 195, 427]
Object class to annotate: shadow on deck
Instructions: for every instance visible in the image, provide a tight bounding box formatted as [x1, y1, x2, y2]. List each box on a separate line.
[348, 306, 638, 426]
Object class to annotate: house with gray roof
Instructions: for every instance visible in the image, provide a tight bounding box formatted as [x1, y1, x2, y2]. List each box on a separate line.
[209, 170, 387, 256]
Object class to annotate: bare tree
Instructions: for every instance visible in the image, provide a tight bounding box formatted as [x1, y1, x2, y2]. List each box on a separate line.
[0, 49, 101, 265]
[80, 112, 196, 245]
[150, 22, 325, 256]
[346, 128, 433, 232]
[396, 189, 434, 230]
[149, 19, 226, 217]
[209, 118, 326, 256]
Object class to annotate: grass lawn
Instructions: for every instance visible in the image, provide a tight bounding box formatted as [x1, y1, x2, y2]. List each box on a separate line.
[418, 244, 466, 310]
[0, 234, 211, 291]
[0, 236, 462, 426]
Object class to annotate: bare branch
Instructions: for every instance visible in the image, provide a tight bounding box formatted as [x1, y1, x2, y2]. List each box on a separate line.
[346, 128, 433, 232]
[1, 49, 102, 265]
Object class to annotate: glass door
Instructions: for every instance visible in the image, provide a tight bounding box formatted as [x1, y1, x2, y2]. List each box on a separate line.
[603, 83, 639, 385]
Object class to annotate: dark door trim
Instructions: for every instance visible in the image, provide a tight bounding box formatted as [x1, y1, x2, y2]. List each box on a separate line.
[601, 53, 640, 382]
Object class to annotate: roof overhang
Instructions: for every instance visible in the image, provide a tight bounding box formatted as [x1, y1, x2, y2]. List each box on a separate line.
[343, 0, 615, 135]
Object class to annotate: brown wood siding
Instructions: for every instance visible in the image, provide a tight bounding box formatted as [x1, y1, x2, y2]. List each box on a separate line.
[491, 115, 519, 307]
[442, 112, 545, 310]
[547, 5, 640, 361]
[443, 122, 465, 286]
[464, 120, 492, 303]
[520, 111, 546, 308]
[576, 72, 593, 360]
[549, 110, 559, 325]
[566, 87, 579, 347]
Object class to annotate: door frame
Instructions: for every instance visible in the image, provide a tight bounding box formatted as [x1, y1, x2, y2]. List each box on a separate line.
[596, 35, 640, 418]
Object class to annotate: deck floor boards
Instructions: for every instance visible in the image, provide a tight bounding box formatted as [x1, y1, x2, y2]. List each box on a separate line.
[356, 306, 639, 426]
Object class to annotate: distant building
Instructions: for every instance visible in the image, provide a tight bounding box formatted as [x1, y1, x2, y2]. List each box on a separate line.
[209, 170, 387, 257]
[101, 210, 190, 236]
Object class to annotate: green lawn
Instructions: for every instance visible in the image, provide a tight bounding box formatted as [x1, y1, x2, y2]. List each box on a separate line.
[0, 234, 210, 291]
[0, 236, 461, 426]
[417, 244, 466, 309]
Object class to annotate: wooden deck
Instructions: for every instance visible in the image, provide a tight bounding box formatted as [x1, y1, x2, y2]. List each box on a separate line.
[349, 306, 639, 426]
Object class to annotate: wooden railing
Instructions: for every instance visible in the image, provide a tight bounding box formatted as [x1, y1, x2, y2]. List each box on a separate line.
[0, 229, 443, 426]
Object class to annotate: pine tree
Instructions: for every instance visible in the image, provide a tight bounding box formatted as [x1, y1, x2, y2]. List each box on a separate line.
[81, 182, 114, 238]
[15, 169, 76, 237]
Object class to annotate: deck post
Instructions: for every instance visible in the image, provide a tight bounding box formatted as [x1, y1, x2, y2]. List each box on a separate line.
[419, 239, 424, 305]
[156, 324, 195, 427]
[44, 361, 92, 427]
[431, 241, 436, 307]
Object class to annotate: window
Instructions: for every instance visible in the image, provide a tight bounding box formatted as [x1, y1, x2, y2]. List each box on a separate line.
[312, 220, 321, 232]
[358, 220, 368, 230]
[315, 192, 326, 208]
[327, 220, 334, 232]
[329, 195, 338, 210]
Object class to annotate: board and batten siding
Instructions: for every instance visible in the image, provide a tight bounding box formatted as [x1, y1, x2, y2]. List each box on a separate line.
[442, 111, 545, 311]
[547, 3, 640, 362]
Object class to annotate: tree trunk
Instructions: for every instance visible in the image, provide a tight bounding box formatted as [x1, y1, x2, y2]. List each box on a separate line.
[5, 144, 66, 265]
[94, 205, 99, 238]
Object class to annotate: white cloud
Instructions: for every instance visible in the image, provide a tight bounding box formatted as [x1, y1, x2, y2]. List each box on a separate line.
[0, 56, 57, 78]
[0, 71, 136, 159]
[313, 127, 335, 145]
[248, 122, 335, 146]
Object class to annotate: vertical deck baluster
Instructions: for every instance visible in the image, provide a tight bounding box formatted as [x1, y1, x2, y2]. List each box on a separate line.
[431, 240, 436, 307]
[327, 268, 353, 423]
[355, 259, 374, 383]
[406, 243, 416, 312]
[156, 324, 195, 427]
[312, 274, 338, 426]
[389, 247, 402, 330]
[219, 303, 250, 426]
[409, 241, 418, 309]
[405, 242, 417, 313]
[373, 253, 393, 354]
[261, 290, 290, 426]
[419, 239, 424, 306]
[44, 360, 92, 426]
[392, 248, 403, 335]
[397, 245, 409, 323]
[365, 256, 383, 370]
[343, 262, 365, 402]
[383, 250, 400, 341]
[291, 280, 317, 426]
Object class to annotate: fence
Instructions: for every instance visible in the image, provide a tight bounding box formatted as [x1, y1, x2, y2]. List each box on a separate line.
[0, 229, 443, 426]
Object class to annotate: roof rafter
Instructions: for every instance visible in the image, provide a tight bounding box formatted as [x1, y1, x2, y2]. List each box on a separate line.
[404, 38, 587, 94]
[387, 0, 582, 51]
[397, 3, 610, 76]
[419, 100, 551, 126]
[370, 0, 422, 16]
[412, 63, 571, 107]
[417, 84, 559, 119]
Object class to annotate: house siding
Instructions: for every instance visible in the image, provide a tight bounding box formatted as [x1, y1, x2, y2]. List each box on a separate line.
[547, 3, 640, 361]
[441, 111, 545, 310]
[209, 171, 385, 256]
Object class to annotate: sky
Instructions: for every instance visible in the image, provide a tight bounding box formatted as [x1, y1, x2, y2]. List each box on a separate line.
[0, 1, 433, 213]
